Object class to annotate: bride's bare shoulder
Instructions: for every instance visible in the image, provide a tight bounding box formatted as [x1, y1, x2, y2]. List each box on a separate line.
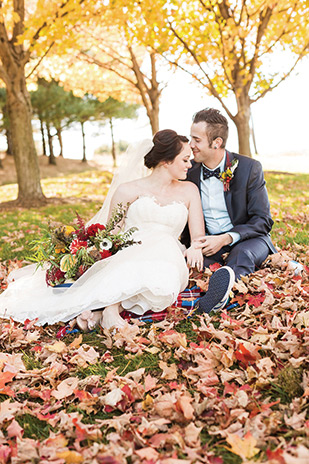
[180, 181, 200, 195]
[114, 179, 145, 201]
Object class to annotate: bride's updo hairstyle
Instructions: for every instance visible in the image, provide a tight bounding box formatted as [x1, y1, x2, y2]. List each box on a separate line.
[144, 129, 189, 169]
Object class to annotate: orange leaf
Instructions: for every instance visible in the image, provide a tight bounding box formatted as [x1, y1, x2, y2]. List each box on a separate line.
[56, 451, 83, 464]
[0, 372, 15, 389]
[69, 334, 83, 349]
[226, 432, 259, 460]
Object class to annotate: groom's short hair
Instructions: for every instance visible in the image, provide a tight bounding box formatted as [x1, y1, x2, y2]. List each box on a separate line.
[193, 108, 229, 148]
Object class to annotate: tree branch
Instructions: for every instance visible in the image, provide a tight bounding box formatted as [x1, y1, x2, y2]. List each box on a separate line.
[26, 42, 55, 79]
[12, 0, 25, 49]
[209, 1, 236, 91]
[237, 0, 247, 26]
[166, 20, 235, 120]
[24, 0, 85, 62]
[251, 45, 309, 103]
[0, 21, 15, 77]
[127, 45, 152, 115]
[247, 5, 273, 91]
[78, 51, 137, 87]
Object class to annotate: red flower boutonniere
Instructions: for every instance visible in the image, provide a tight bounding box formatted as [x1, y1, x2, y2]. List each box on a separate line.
[219, 155, 239, 191]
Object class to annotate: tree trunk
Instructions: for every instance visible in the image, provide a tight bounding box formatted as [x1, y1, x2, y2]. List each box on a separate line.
[39, 118, 47, 156]
[3, 103, 13, 156]
[129, 48, 161, 136]
[5, 127, 13, 156]
[56, 127, 64, 157]
[0, 0, 45, 205]
[46, 122, 56, 165]
[109, 118, 117, 167]
[81, 122, 87, 163]
[6, 78, 45, 203]
[148, 105, 159, 135]
[250, 110, 258, 155]
[233, 95, 252, 157]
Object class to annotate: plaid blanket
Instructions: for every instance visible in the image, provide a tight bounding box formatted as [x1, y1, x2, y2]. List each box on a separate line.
[56, 285, 238, 337]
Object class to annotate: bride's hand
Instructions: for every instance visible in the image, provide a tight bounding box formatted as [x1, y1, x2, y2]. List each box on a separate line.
[185, 245, 204, 272]
[191, 236, 207, 249]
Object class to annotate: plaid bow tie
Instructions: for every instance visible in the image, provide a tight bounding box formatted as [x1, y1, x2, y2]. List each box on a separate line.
[202, 166, 221, 180]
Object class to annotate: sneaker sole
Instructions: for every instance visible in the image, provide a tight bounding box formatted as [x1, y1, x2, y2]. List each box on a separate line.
[196, 266, 235, 314]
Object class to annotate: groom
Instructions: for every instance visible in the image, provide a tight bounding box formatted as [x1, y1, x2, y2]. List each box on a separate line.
[182, 108, 276, 313]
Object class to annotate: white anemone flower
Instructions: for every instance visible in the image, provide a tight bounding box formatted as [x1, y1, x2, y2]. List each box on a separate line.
[99, 238, 113, 250]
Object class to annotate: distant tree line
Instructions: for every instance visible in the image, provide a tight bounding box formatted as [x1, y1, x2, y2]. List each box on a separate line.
[0, 79, 139, 169]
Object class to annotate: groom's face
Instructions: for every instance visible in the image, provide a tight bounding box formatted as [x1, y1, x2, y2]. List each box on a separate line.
[190, 122, 214, 164]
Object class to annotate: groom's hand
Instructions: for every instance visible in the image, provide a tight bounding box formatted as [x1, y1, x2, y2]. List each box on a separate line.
[200, 234, 232, 256]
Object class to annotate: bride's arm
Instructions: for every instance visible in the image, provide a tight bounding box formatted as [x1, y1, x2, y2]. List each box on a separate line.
[184, 183, 205, 271]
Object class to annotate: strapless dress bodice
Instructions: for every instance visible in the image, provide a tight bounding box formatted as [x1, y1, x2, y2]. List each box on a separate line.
[124, 196, 188, 239]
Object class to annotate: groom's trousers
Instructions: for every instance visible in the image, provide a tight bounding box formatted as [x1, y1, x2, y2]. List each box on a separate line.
[203, 237, 271, 281]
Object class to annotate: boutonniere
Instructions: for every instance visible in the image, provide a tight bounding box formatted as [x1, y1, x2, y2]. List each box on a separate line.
[219, 155, 239, 191]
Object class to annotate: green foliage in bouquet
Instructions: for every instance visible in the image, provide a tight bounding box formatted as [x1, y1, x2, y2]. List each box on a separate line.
[29, 203, 139, 286]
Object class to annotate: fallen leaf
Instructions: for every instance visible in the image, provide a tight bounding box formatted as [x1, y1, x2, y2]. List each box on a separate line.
[226, 432, 259, 460]
[51, 377, 79, 400]
[56, 450, 83, 463]
[46, 340, 67, 354]
[135, 447, 159, 460]
[159, 361, 178, 380]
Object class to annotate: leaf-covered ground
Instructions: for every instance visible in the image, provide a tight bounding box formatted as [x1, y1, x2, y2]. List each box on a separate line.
[0, 169, 308, 463]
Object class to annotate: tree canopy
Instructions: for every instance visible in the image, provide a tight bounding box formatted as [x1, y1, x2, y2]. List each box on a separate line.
[130, 0, 309, 155]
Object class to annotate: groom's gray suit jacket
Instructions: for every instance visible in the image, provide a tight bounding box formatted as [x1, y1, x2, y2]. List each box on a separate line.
[181, 150, 277, 253]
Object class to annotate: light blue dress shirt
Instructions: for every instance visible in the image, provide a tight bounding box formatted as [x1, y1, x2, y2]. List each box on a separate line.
[200, 153, 240, 245]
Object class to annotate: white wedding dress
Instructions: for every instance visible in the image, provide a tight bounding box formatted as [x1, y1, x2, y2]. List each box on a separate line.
[0, 196, 189, 326]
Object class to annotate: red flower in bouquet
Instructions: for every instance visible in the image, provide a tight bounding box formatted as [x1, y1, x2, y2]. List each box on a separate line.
[69, 239, 88, 255]
[76, 264, 89, 278]
[46, 267, 65, 286]
[87, 223, 106, 236]
[100, 250, 112, 259]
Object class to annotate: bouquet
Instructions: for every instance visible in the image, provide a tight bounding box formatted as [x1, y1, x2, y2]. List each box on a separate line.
[30, 204, 139, 287]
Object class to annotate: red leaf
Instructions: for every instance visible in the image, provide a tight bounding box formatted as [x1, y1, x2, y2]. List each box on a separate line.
[235, 343, 260, 366]
[209, 262, 222, 272]
[121, 384, 134, 402]
[266, 448, 285, 464]
[0, 444, 11, 463]
[247, 293, 265, 307]
[249, 400, 280, 417]
[36, 412, 57, 422]
[74, 389, 94, 401]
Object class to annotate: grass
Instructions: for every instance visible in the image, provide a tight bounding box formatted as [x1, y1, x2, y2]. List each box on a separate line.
[16, 414, 56, 440]
[0, 170, 113, 261]
[264, 172, 309, 248]
[0, 170, 308, 264]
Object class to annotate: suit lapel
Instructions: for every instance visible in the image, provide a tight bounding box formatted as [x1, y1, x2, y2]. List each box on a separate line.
[224, 150, 234, 224]
[189, 162, 202, 189]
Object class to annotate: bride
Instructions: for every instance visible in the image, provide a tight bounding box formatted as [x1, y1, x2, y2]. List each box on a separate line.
[0, 129, 233, 330]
